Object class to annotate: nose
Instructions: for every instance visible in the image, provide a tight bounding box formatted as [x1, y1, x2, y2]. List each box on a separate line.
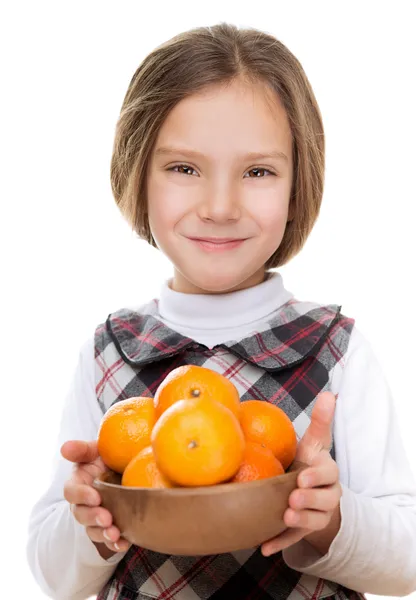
[197, 182, 241, 223]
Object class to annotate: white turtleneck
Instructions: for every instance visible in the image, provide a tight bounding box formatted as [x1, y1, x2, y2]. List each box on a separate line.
[157, 272, 294, 347]
[27, 273, 416, 599]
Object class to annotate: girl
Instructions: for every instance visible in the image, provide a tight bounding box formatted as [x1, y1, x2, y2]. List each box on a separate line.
[27, 22, 416, 600]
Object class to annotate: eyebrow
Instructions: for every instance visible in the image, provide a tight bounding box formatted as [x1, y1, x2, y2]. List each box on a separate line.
[154, 146, 289, 164]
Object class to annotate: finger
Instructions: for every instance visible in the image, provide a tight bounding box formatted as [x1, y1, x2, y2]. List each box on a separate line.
[297, 459, 339, 488]
[284, 507, 331, 530]
[108, 539, 131, 553]
[289, 484, 342, 512]
[304, 392, 336, 451]
[261, 527, 310, 556]
[86, 526, 131, 552]
[61, 440, 99, 464]
[86, 525, 119, 544]
[63, 481, 101, 507]
[296, 394, 336, 466]
[71, 505, 113, 528]
[310, 449, 337, 468]
[76, 459, 108, 482]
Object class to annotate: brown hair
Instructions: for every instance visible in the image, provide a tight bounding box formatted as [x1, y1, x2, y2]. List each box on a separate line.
[110, 22, 325, 269]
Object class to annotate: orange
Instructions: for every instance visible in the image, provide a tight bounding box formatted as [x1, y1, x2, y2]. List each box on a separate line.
[97, 396, 156, 474]
[239, 400, 297, 470]
[122, 446, 173, 488]
[154, 365, 240, 421]
[231, 442, 284, 483]
[151, 397, 245, 487]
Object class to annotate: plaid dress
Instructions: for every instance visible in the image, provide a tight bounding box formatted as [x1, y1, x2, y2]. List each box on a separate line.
[94, 296, 365, 600]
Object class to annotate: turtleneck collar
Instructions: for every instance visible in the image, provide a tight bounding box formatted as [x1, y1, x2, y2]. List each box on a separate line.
[157, 271, 293, 332]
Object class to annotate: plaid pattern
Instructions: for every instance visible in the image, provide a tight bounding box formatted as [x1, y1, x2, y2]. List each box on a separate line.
[94, 297, 363, 600]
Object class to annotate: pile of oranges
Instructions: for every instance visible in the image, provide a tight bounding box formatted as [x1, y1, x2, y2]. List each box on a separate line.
[97, 365, 297, 488]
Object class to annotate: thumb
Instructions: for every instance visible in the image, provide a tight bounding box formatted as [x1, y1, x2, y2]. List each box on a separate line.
[302, 392, 336, 453]
[60, 440, 99, 464]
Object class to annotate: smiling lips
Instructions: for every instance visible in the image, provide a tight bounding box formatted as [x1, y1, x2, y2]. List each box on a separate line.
[187, 237, 247, 252]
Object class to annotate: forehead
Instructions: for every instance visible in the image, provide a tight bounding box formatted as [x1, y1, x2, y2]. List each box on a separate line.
[153, 79, 292, 164]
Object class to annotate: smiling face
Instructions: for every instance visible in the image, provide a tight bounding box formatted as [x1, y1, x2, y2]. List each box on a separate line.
[146, 78, 294, 294]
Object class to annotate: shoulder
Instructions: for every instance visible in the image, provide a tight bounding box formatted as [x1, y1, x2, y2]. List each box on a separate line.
[93, 298, 159, 340]
[341, 323, 379, 364]
[285, 296, 353, 326]
[287, 297, 373, 358]
[284, 296, 356, 351]
[71, 299, 158, 376]
[330, 321, 387, 399]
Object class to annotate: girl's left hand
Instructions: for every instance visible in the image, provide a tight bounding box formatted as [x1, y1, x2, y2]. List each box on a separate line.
[261, 391, 342, 557]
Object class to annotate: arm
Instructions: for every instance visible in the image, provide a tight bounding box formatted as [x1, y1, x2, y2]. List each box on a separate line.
[282, 326, 416, 595]
[26, 337, 127, 600]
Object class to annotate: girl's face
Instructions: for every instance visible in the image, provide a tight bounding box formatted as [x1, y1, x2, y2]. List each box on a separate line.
[146, 78, 293, 294]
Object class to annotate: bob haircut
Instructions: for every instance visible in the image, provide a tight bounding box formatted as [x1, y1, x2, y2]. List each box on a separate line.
[110, 22, 325, 269]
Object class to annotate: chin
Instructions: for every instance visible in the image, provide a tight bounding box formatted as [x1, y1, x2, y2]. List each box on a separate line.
[197, 280, 239, 294]
[187, 268, 260, 294]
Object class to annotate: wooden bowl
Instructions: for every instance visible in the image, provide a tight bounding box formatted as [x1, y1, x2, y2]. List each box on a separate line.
[93, 461, 306, 556]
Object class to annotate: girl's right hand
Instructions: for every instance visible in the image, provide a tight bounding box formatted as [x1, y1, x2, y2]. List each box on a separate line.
[61, 440, 131, 559]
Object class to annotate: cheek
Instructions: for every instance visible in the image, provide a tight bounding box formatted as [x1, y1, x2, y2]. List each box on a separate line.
[147, 178, 190, 230]
[242, 177, 291, 229]
[249, 196, 290, 235]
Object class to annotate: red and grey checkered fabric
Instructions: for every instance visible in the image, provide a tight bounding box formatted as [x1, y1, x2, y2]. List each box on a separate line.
[94, 297, 363, 599]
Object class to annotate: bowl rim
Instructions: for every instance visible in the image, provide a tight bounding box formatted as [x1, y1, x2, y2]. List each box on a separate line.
[93, 462, 306, 496]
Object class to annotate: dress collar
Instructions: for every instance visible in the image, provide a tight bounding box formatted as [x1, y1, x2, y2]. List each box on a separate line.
[106, 298, 342, 373]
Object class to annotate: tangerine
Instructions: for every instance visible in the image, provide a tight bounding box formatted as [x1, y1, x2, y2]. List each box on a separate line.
[151, 397, 245, 486]
[239, 400, 297, 470]
[122, 446, 172, 488]
[97, 396, 156, 474]
[154, 365, 240, 420]
[231, 442, 284, 483]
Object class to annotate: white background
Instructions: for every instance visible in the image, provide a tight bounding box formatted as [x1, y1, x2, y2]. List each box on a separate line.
[1, 1, 415, 598]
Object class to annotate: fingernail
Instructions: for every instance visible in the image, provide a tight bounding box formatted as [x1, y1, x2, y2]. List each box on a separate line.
[114, 543, 121, 551]
[96, 517, 104, 527]
[103, 530, 111, 541]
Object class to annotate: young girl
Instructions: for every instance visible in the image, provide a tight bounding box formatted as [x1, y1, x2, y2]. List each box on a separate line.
[27, 23, 416, 600]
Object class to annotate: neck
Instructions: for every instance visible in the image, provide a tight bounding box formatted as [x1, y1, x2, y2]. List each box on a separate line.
[157, 271, 293, 347]
[170, 267, 268, 295]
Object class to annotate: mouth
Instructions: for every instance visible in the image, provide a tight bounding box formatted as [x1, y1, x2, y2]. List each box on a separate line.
[186, 237, 248, 253]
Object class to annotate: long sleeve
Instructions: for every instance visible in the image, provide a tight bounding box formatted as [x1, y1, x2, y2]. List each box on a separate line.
[26, 337, 127, 600]
[283, 326, 416, 595]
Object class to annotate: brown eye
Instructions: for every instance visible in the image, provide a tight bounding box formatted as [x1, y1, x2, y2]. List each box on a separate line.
[169, 164, 198, 176]
[245, 167, 274, 178]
